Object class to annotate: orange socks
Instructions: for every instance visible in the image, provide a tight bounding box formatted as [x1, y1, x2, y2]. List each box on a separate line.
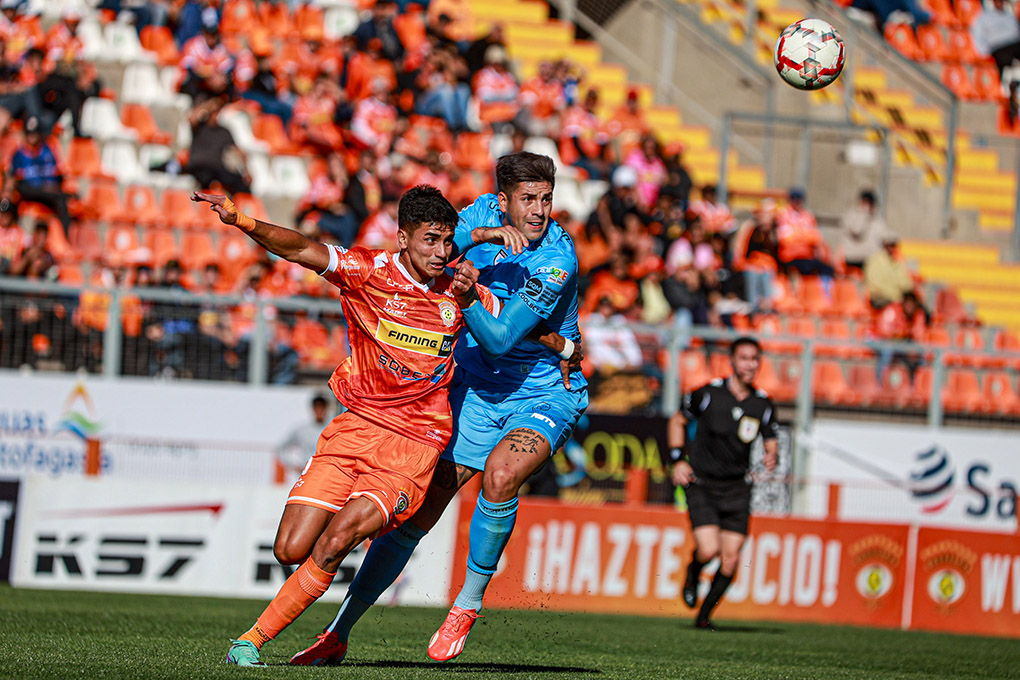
[239, 558, 336, 648]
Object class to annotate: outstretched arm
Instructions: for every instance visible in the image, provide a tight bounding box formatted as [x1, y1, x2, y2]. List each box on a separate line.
[192, 192, 330, 274]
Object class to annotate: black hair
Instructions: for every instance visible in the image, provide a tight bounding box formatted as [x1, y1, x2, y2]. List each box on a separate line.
[397, 184, 458, 234]
[730, 336, 762, 356]
[312, 394, 328, 408]
[32, 220, 48, 234]
[902, 291, 919, 305]
[860, 189, 877, 205]
[496, 152, 556, 197]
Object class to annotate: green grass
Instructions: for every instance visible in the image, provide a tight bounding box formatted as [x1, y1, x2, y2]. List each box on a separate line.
[0, 586, 1016, 680]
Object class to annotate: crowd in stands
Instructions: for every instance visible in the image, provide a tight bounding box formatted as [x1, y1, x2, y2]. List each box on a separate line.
[0, 0, 989, 403]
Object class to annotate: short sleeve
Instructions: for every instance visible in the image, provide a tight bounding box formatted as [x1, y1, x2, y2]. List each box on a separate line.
[680, 385, 709, 420]
[761, 399, 779, 440]
[514, 252, 575, 320]
[320, 244, 376, 290]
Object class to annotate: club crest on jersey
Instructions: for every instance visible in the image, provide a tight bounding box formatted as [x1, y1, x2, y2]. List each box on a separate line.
[395, 490, 410, 515]
[732, 406, 744, 420]
[493, 249, 508, 265]
[438, 299, 456, 327]
[737, 416, 760, 443]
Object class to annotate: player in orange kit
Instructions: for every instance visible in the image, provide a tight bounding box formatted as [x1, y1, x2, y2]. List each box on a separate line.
[191, 185, 510, 666]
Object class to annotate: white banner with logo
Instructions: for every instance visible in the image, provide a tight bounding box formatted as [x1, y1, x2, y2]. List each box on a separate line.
[0, 371, 322, 484]
[806, 420, 1019, 531]
[11, 477, 456, 606]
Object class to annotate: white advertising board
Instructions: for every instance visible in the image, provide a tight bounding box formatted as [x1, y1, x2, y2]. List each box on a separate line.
[807, 420, 1019, 531]
[11, 476, 456, 606]
[0, 371, 320, 484]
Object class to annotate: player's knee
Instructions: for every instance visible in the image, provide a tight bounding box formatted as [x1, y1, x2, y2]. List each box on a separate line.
[697, 545, 719, 563]
[274, 538, 310, 565]
[719, 551, 740, 575]
[315, 526, 360, 565]
[483, 466, 521, 501]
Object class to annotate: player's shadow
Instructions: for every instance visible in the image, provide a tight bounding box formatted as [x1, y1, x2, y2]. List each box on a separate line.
[712, 624, 785, 634]
[344, 660, 601, 674]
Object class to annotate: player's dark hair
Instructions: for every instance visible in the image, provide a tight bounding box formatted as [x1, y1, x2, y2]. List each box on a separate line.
[397, 184, 458, 235]
[311, 394, 328, 408]
[496, 152, 556, 197]
[730, 336, 762, 356]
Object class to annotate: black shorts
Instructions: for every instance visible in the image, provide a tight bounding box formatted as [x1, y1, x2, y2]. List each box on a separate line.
[685, 477, 752, 535]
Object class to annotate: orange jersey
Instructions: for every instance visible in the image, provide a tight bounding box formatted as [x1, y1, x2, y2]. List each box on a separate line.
[321, 244, 498, 450]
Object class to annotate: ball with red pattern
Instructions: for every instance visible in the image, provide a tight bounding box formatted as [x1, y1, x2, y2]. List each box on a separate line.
[774, 18, 845, 90]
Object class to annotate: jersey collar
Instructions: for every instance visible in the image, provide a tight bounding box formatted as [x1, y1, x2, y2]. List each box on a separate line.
[391, 252, 432, 292]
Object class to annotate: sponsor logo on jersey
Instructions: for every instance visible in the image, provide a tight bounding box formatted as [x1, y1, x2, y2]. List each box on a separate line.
[544, 267, 569, 284]
[530, 412, 556, 428]
[376, 319, 456, 357]
[340, 256, 361, 272]
[524, 277, 545, 298]
[386, 277, 414, 292]
[737, 416, 760, 443]
[394, 490, 410, 515]
[438, 299, 456, 327]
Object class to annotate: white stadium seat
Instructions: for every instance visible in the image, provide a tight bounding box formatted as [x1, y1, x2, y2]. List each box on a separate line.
[81, 97, 137, 141]
[104, 21, 154, 63]
[324, 6, 360, 39]
[121, 62, 182, 109]
[77, 18, 105, 62]
[524, 136, 575, 179]
[247, 153, 274, 197]
[270, 156, 310, 198]
[217, 108, 269, 155]
[101, 140, 146, 185]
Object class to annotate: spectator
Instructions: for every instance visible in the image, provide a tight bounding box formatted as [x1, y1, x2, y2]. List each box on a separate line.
[872, 290, 927, 380]
[583, 297, 643, 373]
[666, 217, 715, 277]
[851, 0, 929, 34]
[345, 37, 397, 102]
[864, 231, 915, 308]
[689, 184, 736, 235]
[0, 0, 36, 61]
[732, 199, 780, 313]
[347, 149, 382, 226]
[415, 43, 470, 131]
[970, 0, 1020, 77]
[472, 44, 519, 131]
[0, 36, 42, 129]
[238, 34, 294, 125]
[184, 97, 250, 193]
[659, 148, 694, 212]
[464, 23, 504, 76]
[605, 88, 648, 161]
[9, 220, 54, 279]
[178, 8, 234, 102]
[41, 6, 100, 138]
[351, 77, 397, 156]
[662, 262, 711, 334]
[582, 252, 640, 315]
[0, 197, 20, 274]
[358, 198, 399, 250]
[7, 116, 73, 237]
[290, 75, 344, 153]
[353, 0, 405, 63]
[174, 0, 211, 46]
[561, 88, 611, 181]
[297, 152, 358, 247]
[624, 135, 666, 212]
[839, 189, 887, 271]
[776, 187, 833, 278]
[519, 60, 565, 137]
[589, 164, 640, 246]
[639, 264, 672, 325]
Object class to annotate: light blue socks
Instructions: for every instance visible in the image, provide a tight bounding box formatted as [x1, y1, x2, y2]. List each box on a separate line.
[453, 495, 519, 611]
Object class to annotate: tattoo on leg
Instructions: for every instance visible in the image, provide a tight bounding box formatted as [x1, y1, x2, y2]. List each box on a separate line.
[501, 429, 546, 457]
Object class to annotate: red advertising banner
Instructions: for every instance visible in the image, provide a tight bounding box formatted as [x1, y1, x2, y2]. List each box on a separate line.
[910, 527, 1020, 638]
[449, 498, 911, 629]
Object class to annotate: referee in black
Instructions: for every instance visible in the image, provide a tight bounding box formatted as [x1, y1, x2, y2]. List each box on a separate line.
[667, 336, 778, 630]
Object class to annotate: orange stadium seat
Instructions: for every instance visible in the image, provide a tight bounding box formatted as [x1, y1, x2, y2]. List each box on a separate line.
[121, 104, 172, 145]
[813, 361, 855, 406]
[709, 351, 731, 378]
[139, 25, 179, 66]
[233, 193, 269, 222]
[984, 371, 1020, 415]
[220, 0, 258, 36]
[143, 227, 178, 269]
[909, 367, 933, 409]
[949, 327, 987, 367]
[754, 315, 801, 355]
[942, 64, 979, 99]
[67, 137, 111, 179]
[992, 330, 1020, 370]
[454, 132, 494, 173]
[680, 350, 712, 392]
[218, 234, 258, 288]
[58, 263, 85, 286]
[830, 279, 871, 319]
[934, 287, 968, 325]
[923, 0, 961, 26]
[786, 316, 817, 344]
[70, 222, 103, 263]
[294, 3, 325, 38]
[114, 185, 161, 227]
[847, 363, 883, 406]
[292, 318, 331, 367]
[179, 232, 216, 270]
[78, 178, 122, 223]
[104, 225, 140, 265]
[947, 28, 983, 63]
[884, 24, 923, 60]
[954, 0, 983, 25]
[879, 364, 913, 407]
[818, 318, 869, 359]
[797, 277, 829, 315]
[942, 369, 985, 413]
[925, 325, 951, 348]
[916, 25, 949, 61]
[973, 64, 1005, 102]
[253, 113, 302, 155]
[770, 275, 802, 315]
[158, 189, 201, 229]
[759, 356, 795, 402]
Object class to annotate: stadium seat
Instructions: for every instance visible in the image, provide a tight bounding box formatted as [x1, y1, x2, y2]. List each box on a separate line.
[916, 25, 949, 61]
[58, 262, 85, 285]
[949, 327, 987, 367]
[101, 140, 146, 185]
[830, 279, 871, 319]
[760, 356, 796, 402]
[104, 21, 152, 63]
[77, 17, 105, 61]
[754, 315, 801, 355]
[796, 277, 829, 316]
[271, 156, 311, 198]
[453, 132, 494, 173]
[179, 232, 216, 271]
[680, 350, 711, 392]
[294, 3, 325, 37]
[78, 178, 123, 223]
[942, 64, 979, 99]
[233, 193, 269, 222]
[143, 227, 178, 269]
[81, 97, 137, 141]
[770, 275, 803, 315]
[325, 5, 360, 39]
[984, 371, 1020, 415]
[157, 189, 201, 230]
[292, 318, 332, 368]
[993, 330, 1020, 370]
[973, 64, 1005, 102]
[884, 24, 923, 60]
[246, 152, 274, 196]
[934, 287, 968, 325]
[139, 25, 180, 66]
[113, 185, 161, 227]
[946, 28, 983, 63]
[879, 364, 914, 408]
[104, 225, 141, 265]
[218, 234, 257, 288]
[69, 222, 103, 263]
[813, 361, 855, 406]
[67, 137, 112, 179]
[220, 0, 257, 36]
[217, 108, 269, 155]
[909, 367, 933, 409]
[709, 352, 731, 378]
[954, 0, 983, 25]
[922, 0, 960, 27]
[121, 104, 172, 145]
[252, 113, 302, 155]
[818, 318, 869, 359]
[942, 369, 985, 413]
[847, 363, 883, 405]
[925, 325, 951, 348]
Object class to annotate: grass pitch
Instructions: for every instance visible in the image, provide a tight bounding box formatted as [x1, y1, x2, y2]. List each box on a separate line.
[0, 586, 1016, 680]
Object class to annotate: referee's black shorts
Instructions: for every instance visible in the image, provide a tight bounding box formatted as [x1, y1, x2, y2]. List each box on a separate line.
[684, 476, 752, 535]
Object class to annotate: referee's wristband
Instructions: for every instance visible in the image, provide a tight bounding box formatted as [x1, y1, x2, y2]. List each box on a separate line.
[559, 338, 575, 361]
[668, 446, 685, 463]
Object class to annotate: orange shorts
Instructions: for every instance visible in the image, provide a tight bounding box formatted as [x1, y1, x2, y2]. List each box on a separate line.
[286, 411, 440, 530]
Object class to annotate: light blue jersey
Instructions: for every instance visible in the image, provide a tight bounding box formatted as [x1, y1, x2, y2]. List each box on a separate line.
[452, 193, 587, 395]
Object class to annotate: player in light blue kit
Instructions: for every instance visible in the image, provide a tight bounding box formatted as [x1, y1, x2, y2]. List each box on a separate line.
[290, 153, 587, 666]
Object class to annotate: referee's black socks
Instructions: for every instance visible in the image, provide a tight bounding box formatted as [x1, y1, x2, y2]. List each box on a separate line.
[698, 571, 734, 623]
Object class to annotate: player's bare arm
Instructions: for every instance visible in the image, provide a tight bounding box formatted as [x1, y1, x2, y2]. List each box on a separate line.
[763, 438, 779, 472]
[470, 225, 528, 255]
[668, 411, 695, 486]
[192, 191, 330, 274]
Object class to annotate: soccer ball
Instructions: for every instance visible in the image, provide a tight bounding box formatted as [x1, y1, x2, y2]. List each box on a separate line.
[774, 19, 845, 91]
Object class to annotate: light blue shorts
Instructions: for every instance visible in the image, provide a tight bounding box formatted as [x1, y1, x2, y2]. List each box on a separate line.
[440, 372, 589, 472]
